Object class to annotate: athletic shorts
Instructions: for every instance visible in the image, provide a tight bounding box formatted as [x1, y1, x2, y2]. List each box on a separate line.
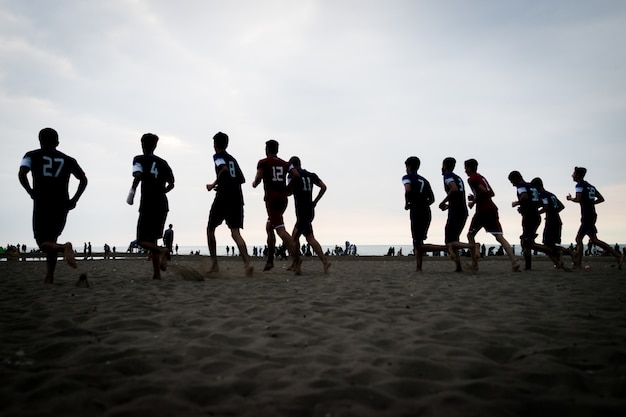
[33, 201, 68, 245]
[543, 219, 562, 246]
[445, 213, 467, 244]
[410, 209, 431, 246]
[265, 195, 288, 228]
[578, 213, 598, 237]
[469, 210, 503, 235]
[137, 208, 167, 243]
[208, 197, 244, 230]
[295, 207, 314, 237]
[521, 213, 541, 242]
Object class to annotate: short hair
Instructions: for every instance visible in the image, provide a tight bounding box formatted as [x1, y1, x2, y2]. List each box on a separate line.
[508, 170, 523, 182]
[289, 156, 301, 168]
[574, 166, 587, 179]
[38, 127, 59, 148]
[443, 157, 456, 171]
[141, 133, 159, 151]
[405, 156, 420, 172]
[266, 139, 279, 154]
[531, 177, 543, 188]
[213, 131, 229, 149]
[464, 158, 478, 171]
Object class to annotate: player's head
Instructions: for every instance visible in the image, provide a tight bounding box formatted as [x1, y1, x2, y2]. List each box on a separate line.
[38, 128, 59, 149]
[289, 156, 301, 168]
[573, 166, 587, 181]
[405, 156, 420, 172]
[265, 139, 279, 155]
[213, 131, 229, 150]
[464, 158, 478, 174]
[531, 177, 544, 191]
[442, 157, 456, 173]
[508, 170, 523, 185]
[141, 133, 159, 154]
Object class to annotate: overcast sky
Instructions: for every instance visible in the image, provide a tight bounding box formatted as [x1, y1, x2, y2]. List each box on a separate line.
[2, 0, 625, 252]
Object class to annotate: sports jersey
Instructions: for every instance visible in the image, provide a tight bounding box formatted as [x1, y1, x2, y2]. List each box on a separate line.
[290, 168, 322, 212]
[516, 182, 541, 217]
[132, 153, 174, 211]
[257, 156, 292, 199]
[213, 151, 244, 203]
[443, 171, 468, 217]
[402, 172, 434, 212]
[20, 148, 85, 204]
[539, 189, 564, 224]
[575, 181, 598, 220]
[467, 173, 498, 212]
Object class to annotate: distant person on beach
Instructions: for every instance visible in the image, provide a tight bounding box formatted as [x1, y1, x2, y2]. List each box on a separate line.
[464, 159, 520, 272]
[566, 166, 623, 269]
[531, 177, 571, 270]
[163, 224, 174, 260]
[508, 171, 541, 270]
[402, 156, 440, 273]
[252, 139, 302, 274]
[287, 156, 331, 273]
[438, 157, 477, 272]
[205, 131, 253, 277]
[127, 133, 174, 279]
[18, 127, 88, 283]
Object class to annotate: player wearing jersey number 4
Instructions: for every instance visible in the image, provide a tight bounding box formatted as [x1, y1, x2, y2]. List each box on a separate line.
[127, 133, 175, 280]
[206, 132, 254, 277]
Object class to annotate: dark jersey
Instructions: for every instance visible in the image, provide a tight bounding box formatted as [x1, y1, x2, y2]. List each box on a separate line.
[290, 168, 322, 213]
[213, 151, 244, 203]
[443, 171, 468, 217]
[402, 172, 434, 213]
[20, 148, 85, 205]
[575, 181, 598, 219]
[467, 173, 498, 212]
[132, 153, 174, 211]
[539, 189, 564, 224]
[516, 182, 541, 217]
[257, 156, 292, 198]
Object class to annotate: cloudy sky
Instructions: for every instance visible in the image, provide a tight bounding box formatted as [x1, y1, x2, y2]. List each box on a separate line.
[2, 0, 625, 253]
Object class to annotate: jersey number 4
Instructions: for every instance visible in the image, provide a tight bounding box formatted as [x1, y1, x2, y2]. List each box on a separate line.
[43, 156, 65, 177]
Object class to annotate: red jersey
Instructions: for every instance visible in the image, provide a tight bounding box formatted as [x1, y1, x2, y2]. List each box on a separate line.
[257, 156, 292, 199]
[467, 173, 498, 212]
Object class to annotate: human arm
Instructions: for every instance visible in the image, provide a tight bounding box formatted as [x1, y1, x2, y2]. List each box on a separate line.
[68, 171, 88, 210]
[439, 180, 458, 211]
[252, 167, 263, 188]
[18, 166, 33, 198]
[206, 165, 228, 192]
[312, 179, 327, 207]
[404, 183, 411, 210]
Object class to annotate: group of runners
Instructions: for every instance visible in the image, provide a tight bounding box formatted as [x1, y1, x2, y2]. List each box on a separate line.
[18, 128, 623, 283]
[402, 156, 624, 273]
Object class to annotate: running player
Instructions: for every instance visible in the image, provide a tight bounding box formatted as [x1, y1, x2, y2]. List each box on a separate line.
[403, 156, 442, 273]
[252, 139, 302, 274]
[465, 159, 520, 272]
[508, 171, 541, 270]
[19, 128, 88, 284]
[127, 133, 174, 280]
[206, 132, 253, 277]
[566, 166, 623, 269]
[438, 157, 477, 272]
[287, 156, 331, 273]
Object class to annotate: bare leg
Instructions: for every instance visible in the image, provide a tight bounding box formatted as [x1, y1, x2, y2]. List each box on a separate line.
[590, 235, 624, 270]
[305, 232, 331, 273]
[264, 222, 276, 271]
[231, 228, 253, 277]
[39, 241, 77, 283]
[494, 234, 520, 272]
[139, 240, 167, 279]
[276, 226, 301, 275]
[207, 226, 219, 273]
[466, 232, 480, 271]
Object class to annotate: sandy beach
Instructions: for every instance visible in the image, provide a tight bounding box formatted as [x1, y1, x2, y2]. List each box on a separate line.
[1, 255, 625, 417]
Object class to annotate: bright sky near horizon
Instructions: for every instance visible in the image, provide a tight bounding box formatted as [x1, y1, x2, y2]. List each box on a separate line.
[2, 0, 626, 252]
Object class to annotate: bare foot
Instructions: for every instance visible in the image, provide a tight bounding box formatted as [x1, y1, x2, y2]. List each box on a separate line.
[245, 264, 254, 277]
[512, 260, 521, 272]
[263, 263, 274, 271]
[64, 242, 77, 268]
[294, 258, 303, 276]
[465, 263, 478, 272]
[323, 261, 331, 274]
[208, 260, 220, 273]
